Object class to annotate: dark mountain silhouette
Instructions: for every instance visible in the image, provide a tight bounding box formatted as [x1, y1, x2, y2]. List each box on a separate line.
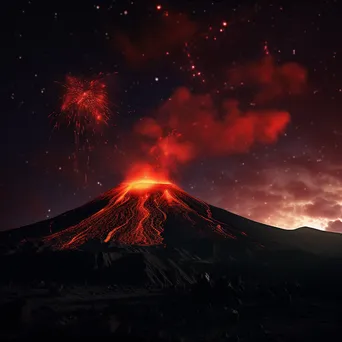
[1, 179, 342, 285]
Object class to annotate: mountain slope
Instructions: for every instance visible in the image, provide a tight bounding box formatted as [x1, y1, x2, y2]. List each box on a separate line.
[1, 179, 342, 259]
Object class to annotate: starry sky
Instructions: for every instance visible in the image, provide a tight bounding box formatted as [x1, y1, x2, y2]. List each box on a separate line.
[2, 0, 342, 233]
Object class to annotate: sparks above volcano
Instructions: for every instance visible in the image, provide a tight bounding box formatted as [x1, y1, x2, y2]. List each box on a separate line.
[57, 75, 110, 140]
[43, 178, 240, 250]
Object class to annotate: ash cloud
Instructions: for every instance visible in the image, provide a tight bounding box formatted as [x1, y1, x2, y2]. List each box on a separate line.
[228, 56, 307, 103]
[135, 87, 290, 168]
[115, 12, 197, 66]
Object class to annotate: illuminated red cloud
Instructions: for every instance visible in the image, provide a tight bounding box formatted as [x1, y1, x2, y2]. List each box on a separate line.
[135, 87, 290, 167]
[304, 197, 342, 219]
[273, 180, 321, 201]
[194, 155, 342, 231]
[115, 12, 197, 66]
[134, 117, 163, 138]
[326, 220, 342, 233]
[228, 56, 307, 102]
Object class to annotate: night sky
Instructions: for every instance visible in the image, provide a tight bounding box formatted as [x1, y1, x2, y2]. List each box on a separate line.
[2, 0, 342, 233]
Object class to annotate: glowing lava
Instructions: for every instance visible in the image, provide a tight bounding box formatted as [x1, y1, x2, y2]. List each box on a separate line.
[43, 179, 238, 250]
[127, 179, 172, 191]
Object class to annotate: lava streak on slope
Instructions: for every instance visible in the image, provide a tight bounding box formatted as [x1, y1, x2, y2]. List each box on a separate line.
[43, 179, 238, 250]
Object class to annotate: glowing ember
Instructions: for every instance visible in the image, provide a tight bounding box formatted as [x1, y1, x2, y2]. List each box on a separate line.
[43, 179, 240, 250]
[59, 75, 110, 139]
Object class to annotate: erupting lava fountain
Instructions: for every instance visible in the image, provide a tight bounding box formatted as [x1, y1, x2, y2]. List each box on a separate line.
[43, 178, 240, 250]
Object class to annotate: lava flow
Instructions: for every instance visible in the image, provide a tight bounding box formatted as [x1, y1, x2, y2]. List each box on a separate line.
[43, 178, 238, 250]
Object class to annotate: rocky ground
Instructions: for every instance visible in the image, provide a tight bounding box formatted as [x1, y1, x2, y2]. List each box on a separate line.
[1, 276, 341, 342]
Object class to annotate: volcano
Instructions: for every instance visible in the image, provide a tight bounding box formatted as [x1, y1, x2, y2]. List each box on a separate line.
[2, 177, 342, 257]
[42, 179, 236, 250]
[2, 178, 342, 286]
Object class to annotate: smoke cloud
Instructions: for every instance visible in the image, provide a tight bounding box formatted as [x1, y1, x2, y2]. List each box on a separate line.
[115, 12, 197, 66]
[228, 56, 307, 102]
[135, 87, 290, 169]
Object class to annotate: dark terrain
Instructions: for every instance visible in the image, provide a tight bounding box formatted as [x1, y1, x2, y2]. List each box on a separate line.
[1, 185, 342, 341]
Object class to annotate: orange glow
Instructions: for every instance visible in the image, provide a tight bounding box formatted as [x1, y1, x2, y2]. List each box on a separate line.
[43, 176, 242, 250]
[126, 179, 172, 191]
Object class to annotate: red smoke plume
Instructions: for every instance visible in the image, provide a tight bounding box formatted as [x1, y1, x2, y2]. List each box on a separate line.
[115, 12, 197, 66]
[228, 56, 307, 102]
[135, 87, 290, 169]
[123, 162, 171, 183]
